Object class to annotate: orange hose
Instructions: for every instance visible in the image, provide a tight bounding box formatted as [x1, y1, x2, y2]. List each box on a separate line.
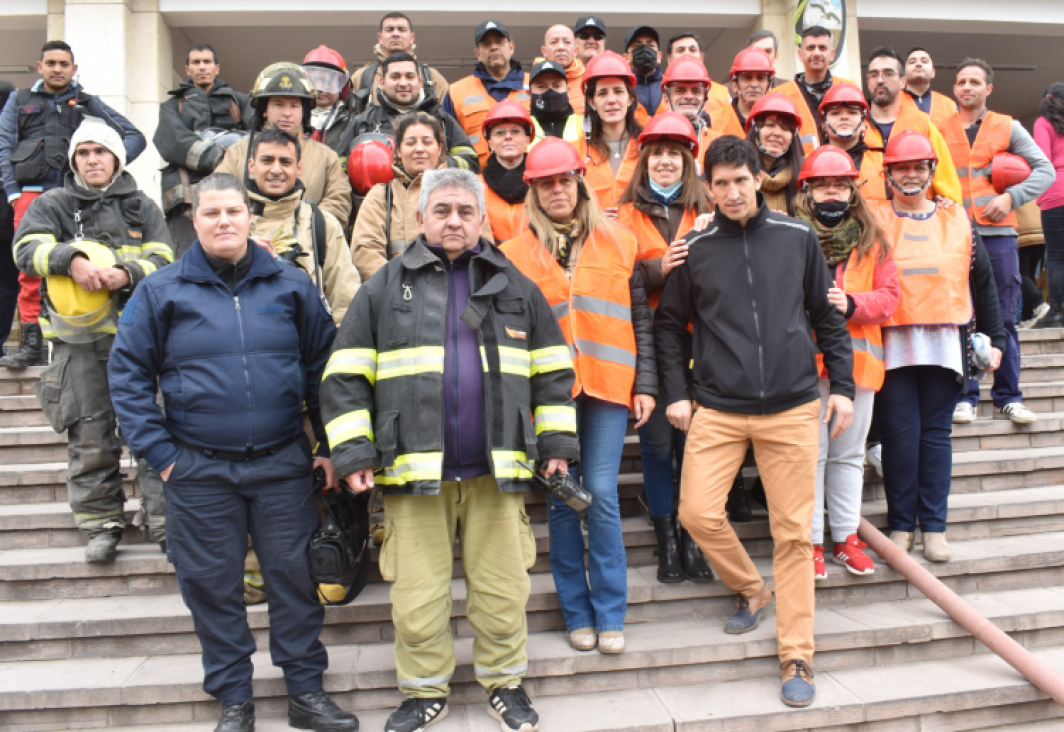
[858, 517, 1064, 705]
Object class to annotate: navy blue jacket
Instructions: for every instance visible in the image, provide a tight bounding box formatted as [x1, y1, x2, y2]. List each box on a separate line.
[108, 240, 337, 473]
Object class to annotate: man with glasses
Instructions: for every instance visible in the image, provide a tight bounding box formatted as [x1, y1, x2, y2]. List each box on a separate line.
[573, 16, 606, 68]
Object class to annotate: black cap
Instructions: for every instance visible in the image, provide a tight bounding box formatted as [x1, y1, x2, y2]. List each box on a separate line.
[574, 16, 606, 35]
[624, 25, 659, 50]
[475, 20, 511, 45]
[529, 60, 568, 83]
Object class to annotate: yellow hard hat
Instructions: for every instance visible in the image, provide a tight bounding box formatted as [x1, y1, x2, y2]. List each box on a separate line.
[48, 240, 116, 319]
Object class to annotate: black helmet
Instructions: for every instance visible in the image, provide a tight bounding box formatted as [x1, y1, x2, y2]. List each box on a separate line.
[250, 62, 316, 129]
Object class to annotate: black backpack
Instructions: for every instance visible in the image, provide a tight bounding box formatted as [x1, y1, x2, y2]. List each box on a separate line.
[307, 468, 373, 605]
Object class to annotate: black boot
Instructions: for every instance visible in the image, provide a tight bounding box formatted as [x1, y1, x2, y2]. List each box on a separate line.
[679, 526, 714, 583]
[288, 690, 359, 731]
[215, 700, 254, 732]
[0, 323, 46, 369]
[651, 513, 684, 583]
[1035, 302, 1063, 329]
[726, 473, 753, 523]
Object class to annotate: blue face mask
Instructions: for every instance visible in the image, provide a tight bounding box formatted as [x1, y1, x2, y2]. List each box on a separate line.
[649, 178, 683, 204]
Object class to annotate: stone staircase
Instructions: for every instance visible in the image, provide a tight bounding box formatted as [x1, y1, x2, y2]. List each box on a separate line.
[1, 329, 1063, 731]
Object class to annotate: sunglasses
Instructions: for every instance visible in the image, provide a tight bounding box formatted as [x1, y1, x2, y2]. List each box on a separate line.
[576, 31, 605, 41]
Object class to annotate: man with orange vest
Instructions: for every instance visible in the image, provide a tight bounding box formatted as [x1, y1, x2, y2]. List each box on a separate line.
[943, 58, 1053, 426]
[862, 47, 960, 203]
[442, 20, 529, 168]
[711, 47, 776, 139]
[665, 33, 731, 115]
[776, 25, 857, 155]
[819, 84, 885, 199]
[903, 47, 957, 130]
[661, 58, 721, 169]
[480, 101, 533, 243]
[534, 24, 586, 115]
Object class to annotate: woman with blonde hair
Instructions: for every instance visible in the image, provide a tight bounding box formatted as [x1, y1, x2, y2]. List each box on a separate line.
[501, 137, 657, 655]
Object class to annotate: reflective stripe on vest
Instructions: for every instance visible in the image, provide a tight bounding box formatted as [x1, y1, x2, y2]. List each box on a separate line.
[325, 409, 374, 446]
[534, 404, 577, 434]
[530, 114, 584, 148]
[491, 450, 535, 480]
[941, 110, 1017, 228]
[377, 347, 445, 380]
[376, 451, 443, 485]
[323, 348, 377, 384]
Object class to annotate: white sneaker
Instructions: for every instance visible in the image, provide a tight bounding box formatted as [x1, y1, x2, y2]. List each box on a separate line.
[1002, 402, 1038, 424]
[1019, 302, 1050, 329]
[952, 402, 977, 424]
[865, 444, 883, 478]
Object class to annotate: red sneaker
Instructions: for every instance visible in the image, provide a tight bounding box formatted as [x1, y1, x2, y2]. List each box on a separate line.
[832, 534, 875, 575]
[813, 545, 827, 580]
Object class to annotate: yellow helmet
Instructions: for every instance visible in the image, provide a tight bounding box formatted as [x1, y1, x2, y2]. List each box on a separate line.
[47, 240, 119, 342]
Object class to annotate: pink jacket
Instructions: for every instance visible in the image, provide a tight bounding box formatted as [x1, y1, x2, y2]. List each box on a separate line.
[834, 251, 900, 327]
[1034, 117, 1064, 211]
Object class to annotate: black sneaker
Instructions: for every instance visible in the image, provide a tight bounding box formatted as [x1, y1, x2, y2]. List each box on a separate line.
[488, 686, 539, 732]
[385, 698, 448, 732]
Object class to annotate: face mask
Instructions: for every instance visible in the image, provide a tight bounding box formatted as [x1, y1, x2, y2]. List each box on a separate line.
[649, 178, 682, 203]
[811, 199, 850, 227]
[631, 45, 659, 74]
[531, 89, 570, 116]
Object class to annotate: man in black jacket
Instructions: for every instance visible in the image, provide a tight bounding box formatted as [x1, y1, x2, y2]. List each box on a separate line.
[656, 136, 855, 708]
[154, 44, 250, 259]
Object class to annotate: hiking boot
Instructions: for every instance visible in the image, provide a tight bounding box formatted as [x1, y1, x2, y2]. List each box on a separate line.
[832, 534, 875, 575]
[726, 473, 753, 523]
[952, 402, 976, 424]
[651, 513, 684, 583]
[780, 660, 816, 707]
[679, 526, 714, 582]
[215, 700, 254, 732]
[0, 323, 47, 369]
[488, 685, 539, 732]
[724, 583, 773, 634]
[1002, 403, 1038, 424]
[813, 545, 827, 580]
[1019, 302, 1050, 329]
[385, 698, 448, 732]
[288, 690, 358, 731]
[922, 532, 951, 563]
[890, 531, 914, 552]
[1035, 302, 1063, 329]
[85, 532, 120, 563]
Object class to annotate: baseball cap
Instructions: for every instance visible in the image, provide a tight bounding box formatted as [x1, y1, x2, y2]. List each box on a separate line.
[529, 60, 568, 83]
[574, 16, 606, 36]
[475, 20, 511, 45]
[625, 25, 660, 49]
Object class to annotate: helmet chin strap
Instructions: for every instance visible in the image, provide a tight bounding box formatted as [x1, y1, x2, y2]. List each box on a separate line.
[824, 111, 865, 141]
[752, 121, 788, 159]
[886, 162, 936, 197]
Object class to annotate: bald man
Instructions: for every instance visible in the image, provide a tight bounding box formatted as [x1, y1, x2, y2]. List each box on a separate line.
[537, 24, 586, 114]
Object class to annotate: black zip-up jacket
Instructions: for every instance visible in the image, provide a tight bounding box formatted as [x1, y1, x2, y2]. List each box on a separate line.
[656, 196, 855, 415]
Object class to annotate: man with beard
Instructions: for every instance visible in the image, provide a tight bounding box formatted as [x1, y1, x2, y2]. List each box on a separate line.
[349, 12, 449, 112]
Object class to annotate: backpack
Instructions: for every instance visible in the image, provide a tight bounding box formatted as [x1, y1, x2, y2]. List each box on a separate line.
[351, 61, 434, 114]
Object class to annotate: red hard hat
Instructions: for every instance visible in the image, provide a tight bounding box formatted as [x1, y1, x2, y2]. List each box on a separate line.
[638, 111, 698, 152]
[482, 100, 535, 140]
[303, 45, 347, 73]
[582, 50, 637, 95]
[818, 82, 868, 116]
[991, 152, 1032, 194]
[883, 129, 938, 165]
[745, 93, 802, 133]
[661, 57, 712, 93]
[730, 47, 775, 80]
[347, 135, 395, 195]
[523, 137, 586, 183]
[798, 145, 860, 184]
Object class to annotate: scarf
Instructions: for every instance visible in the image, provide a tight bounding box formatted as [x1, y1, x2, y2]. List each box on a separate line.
[798, 208, 864, 267]
[798, 72, 834, 101]
[649, 179, 683, 206]
[760, 163, 793, 215]
[547, 218, 583, 272]
[483, 155, 529, 204]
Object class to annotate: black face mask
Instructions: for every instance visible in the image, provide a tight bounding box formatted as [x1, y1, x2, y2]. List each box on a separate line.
[531, 89, 570, 116]
[811, 199, 851, 227]
[631, 45, 659, 74]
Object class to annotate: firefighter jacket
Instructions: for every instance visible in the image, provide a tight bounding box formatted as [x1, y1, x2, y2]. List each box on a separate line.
[321, 236, 579, 495]
[154, 79, 250, 214]
[13, 171, 173, 340]
[247, 181, 360, 325]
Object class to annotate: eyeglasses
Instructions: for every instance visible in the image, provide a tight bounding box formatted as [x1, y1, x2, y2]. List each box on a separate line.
[490, 126, 527, 140]
[866, 70, 899, 81]
[576, 31, 605, 41]
[808, 178, 853, 192]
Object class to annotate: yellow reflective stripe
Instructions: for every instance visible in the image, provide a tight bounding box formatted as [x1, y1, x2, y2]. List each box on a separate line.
[130, 259, 156, 277]
[115, 245, 144, 262]
[323, 348, 377, 385]
[142, 242, 175, 263]
[534, 405, 577, 435]
[480, 346, 489, 372]
[377, 451, 443, 485]
[377, 347, 445, 380]
[530, 345, 573, 375]
[14, 232, 53, 258]
[497, 346, 531, 377]
[38, 316, 56, 339]
[492, 450, 535, 480]
[32, 237, 59, 277]
[325, 409, 374, 446]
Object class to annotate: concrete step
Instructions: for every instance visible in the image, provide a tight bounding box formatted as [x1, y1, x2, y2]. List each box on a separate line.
[0, 396, 49, 428]
[1018, 327, 1064, 356]
[0, 462, 137, 506]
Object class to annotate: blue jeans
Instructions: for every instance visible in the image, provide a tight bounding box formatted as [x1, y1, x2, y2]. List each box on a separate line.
[963, 234, 1022, 408]
[637, 399, 686, 516]
[548, 395, 629, 633]
[1043, 206, 1064, 304]
[879, 366, 963, 533]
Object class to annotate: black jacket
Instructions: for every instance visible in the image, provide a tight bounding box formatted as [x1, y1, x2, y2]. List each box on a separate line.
[656, 197, 855, 415]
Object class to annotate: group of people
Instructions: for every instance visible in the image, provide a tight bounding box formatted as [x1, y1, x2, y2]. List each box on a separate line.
[1, 12, 1063, 732]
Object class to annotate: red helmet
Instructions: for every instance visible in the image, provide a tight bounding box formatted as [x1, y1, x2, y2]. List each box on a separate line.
[303, 45, 347, 72]
[730, 47, 775, 81]
[818, 82, 868, 116]
[991, 152, 1032, 195]
[482, 100, 535, 140]
[661, 57, 712, 93]
[523, 137, 586, 183]
[745, 93, 802, 133]
[582, 50, 637, 95]
[883, 129, 938, 165]
[798, 145, 860, 184]
[347, 134, 395, 195]
[638, 111, 698, 152]
[302, 46, 349, 97]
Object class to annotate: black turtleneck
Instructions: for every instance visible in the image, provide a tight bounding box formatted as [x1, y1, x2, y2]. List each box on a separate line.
[207, 244, 254, 293]
[482, 155, 529, 204]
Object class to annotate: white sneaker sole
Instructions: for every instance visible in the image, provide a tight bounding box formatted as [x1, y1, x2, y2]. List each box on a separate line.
[952, 411, 976, 424]
[386, 703, 448, 732]
[1004, 410, 1038, 425]
[1019, 303, 1050, 329]
[831, 554, 875, 575]
[487, 706, 539, 732]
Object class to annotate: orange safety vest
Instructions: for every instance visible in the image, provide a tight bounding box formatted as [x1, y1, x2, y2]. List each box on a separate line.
[901, 90, 958, 132]
[816, 245, 887, 391]
[869, 199, 973, 327]
[941, 109, 1017, 229]
[863, 100, 934, 151]
[856, 147, 886, 201]
[634, 97, 669, 127]
[777, 76, 858, 155]
[577, 136, 640, 210]
[501, 227, 638, 406]
[709, 102, 745, 138]
[695, 124, 722, 176]
[617, 203, 697, 310]
[449, 76, 530, 167]
[481, 176, 528, 243]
